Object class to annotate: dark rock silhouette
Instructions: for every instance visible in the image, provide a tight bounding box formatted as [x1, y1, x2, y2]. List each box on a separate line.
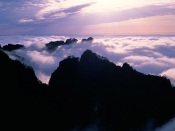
[0, 50, 49, 130]
[49, 49, 175, 130]
[45, 37, 93, 52]
[81, 37, 94, 43]
[2, 44, 24, 51]
[45, 40, 64, 51]
[45, 38, 78, 51]
[65, 38, 78, 45]
[1, 49, 175, 131]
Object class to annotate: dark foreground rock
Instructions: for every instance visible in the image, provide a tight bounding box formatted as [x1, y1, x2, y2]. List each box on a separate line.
[1, 49, 175, 131]
[0, 49, 48, 129]
[49, 50, 175, 130]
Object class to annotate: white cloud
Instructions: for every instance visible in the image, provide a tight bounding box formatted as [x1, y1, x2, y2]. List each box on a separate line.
[27, 50, 55, 65]
[34, 0, 93, 21]
[35, 0, 59, 20]
[51, 12, 68, 19]
[19, 19, 34, 23]
[161, 68, 175, 86]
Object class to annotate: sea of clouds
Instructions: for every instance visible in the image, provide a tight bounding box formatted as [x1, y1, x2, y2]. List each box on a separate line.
[0, 35, 175, 130]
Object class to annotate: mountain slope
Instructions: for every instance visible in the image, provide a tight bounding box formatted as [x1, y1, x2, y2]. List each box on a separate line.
[1, 49, 175, 130]
[49, 49, 175, 130]
[0, 49, 48, 129]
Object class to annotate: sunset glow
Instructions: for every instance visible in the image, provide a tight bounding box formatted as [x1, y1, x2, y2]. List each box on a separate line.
[82, 15, 175, 35]
[1, 1, 175, 130]
[0, 0, 175, 35]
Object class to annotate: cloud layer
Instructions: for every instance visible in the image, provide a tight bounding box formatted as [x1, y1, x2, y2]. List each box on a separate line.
[0, 35, 175, 86]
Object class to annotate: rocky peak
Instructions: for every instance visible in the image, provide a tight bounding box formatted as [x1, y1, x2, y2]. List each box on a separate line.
[45, 41, 64, 51]
[65, 38, 78, 45]
[81, 37, 94, 43]
[122, 62, 134, 71]
[2, 44, 24, 51]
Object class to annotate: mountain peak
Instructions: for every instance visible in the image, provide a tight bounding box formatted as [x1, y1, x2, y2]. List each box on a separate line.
[2, 44, 24, 51]
[122, 62, 134, 71]
[80, 49, 109, 63]
[81, 37, 94, 43]
[65, 38, 78, 45]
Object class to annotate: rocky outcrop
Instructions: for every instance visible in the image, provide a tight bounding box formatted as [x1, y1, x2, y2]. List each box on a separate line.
[65, 38, 78, 45]
[81, 37, 94, 43]
[45, 41, 64, 51]
[45, 37, 94, 52]
[2, 44, 24, 51]
[45, 38, 78, 51]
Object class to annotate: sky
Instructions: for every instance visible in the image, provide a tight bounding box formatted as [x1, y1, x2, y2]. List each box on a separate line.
[0, 0, 175, 36]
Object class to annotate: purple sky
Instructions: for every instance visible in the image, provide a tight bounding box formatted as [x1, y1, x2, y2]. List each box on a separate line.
[0, 0, 175, 35]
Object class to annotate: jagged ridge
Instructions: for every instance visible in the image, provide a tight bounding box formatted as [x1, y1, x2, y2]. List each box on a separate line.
[49, 49, 175, 130]
[1, 49, 175, 130]
[2, 44, 24, 51]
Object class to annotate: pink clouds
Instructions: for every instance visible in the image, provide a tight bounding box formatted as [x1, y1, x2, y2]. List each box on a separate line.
[27, 50, 55, 65]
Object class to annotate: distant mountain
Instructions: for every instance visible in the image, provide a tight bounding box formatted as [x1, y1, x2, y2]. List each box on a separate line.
[81, 37, 94, 43]
[45, 40, 65, 51]
[45, 38, 78, 51]
[1, 49, 175, 130]
[45, 37, 93, 52]
[2, 44, 24, 51]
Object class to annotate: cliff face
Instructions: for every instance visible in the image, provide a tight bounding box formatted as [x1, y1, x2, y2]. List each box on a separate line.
[0, 50, 47, 129]
[1, 49, 175, 130]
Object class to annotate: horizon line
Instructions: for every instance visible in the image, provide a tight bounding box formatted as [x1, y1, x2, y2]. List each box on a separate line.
[0, 34, 175, 37]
